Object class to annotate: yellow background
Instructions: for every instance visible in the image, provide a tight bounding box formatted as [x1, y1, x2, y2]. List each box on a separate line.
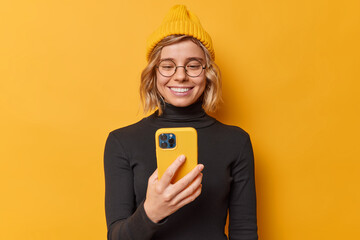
[1, 0, 359, 239]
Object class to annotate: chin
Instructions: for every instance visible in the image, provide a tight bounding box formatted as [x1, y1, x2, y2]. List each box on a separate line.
[168, 99, 196, 107]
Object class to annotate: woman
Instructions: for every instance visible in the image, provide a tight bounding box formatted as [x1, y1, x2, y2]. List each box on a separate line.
[104, 5, 258, 240]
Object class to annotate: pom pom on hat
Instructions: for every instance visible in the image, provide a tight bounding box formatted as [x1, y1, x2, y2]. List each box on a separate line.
[146, 5, 215, 61]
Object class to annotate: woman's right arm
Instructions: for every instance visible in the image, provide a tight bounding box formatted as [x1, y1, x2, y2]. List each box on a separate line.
[104, 132, 164, 240]
[104, 132, 204, 240]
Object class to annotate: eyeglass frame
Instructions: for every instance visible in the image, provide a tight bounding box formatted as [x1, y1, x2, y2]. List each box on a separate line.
[156, 59, 206, 78]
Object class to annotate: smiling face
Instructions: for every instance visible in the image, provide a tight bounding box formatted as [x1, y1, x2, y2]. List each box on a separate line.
[156, 39, 207, 107]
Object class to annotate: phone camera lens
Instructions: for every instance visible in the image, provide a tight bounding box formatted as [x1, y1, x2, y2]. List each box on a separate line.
[168, 138, 174, 144]
[160, 134, 167, 141]
[160, 142, 168, 148]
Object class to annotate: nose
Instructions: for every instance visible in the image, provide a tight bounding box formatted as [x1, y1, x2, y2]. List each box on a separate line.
[173, 66, 187, 81]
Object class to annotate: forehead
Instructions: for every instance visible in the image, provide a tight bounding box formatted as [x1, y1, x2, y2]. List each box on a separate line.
[160, 40, 205, 61]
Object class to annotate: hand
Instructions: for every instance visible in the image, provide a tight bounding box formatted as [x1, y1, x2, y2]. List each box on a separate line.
[144, 155, 204, 223]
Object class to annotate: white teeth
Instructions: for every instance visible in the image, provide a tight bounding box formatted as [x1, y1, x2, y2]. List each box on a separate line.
[171, 87, 190, 93]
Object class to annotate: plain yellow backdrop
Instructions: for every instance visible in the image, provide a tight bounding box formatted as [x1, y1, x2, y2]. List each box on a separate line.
[1, 0, 359, 239]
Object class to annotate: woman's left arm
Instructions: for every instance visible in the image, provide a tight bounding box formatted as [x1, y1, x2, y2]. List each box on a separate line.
[228, 133, 258, 240]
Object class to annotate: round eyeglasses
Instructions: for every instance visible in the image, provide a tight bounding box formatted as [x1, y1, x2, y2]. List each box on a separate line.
[156, 59, 206, 77]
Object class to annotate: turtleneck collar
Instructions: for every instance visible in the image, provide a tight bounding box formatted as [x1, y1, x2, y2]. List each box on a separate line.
[159, 100, 205, 120]
[147, 101, 216, 129]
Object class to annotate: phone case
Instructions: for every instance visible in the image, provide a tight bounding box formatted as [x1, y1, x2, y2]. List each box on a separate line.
[155, 127, 198, 183]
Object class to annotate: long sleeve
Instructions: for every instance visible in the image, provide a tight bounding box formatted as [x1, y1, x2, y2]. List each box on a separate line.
[104, 132, 164, 240]
[103, 104, 259, 239]
[228, 134, 258, 240]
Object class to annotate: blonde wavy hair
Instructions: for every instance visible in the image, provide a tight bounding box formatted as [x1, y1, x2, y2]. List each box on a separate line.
[140, 35, 222, 115]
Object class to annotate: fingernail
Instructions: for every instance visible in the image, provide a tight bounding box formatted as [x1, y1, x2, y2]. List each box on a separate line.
[198, 164, 204, 171]
[179, 155, 185, 162]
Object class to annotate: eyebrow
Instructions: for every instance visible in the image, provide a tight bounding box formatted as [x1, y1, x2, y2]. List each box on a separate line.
[160, 57, 205, 62]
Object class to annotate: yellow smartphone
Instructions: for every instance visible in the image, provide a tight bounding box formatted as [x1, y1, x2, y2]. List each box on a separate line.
[155, 127, 198, 183]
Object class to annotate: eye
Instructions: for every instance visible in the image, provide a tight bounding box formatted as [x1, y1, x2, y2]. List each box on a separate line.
[186, 64, 202, 70]
[187, 64, 201, 69]
[159, 65, 175, 72]
[159, 60, 175, 71]
[186, 61, 202, 70]
[161, 65, 174, 69]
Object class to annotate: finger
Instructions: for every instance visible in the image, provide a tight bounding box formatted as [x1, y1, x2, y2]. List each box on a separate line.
[148, 169, 158, 184]
[157, 155, 186, 192]
[171, 173, 203, 205]
[171, 164, 204, 196]
[176, 184, 202, 209]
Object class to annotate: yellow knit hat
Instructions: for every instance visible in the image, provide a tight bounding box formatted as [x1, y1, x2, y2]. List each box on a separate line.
[146, 5, 215, 61]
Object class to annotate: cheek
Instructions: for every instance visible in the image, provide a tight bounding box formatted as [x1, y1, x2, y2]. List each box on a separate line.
[156, 72, 166, 86]
[155, 72, 161, 88]
[198, 76, 207, 92]
[155, 73, 168, 94]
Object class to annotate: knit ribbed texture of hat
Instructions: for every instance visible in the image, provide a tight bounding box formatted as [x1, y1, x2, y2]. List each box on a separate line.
[146, 5, 215, 61]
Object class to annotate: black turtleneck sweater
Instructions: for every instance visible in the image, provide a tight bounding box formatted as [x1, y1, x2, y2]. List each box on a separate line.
[104, 102, 258, 240]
